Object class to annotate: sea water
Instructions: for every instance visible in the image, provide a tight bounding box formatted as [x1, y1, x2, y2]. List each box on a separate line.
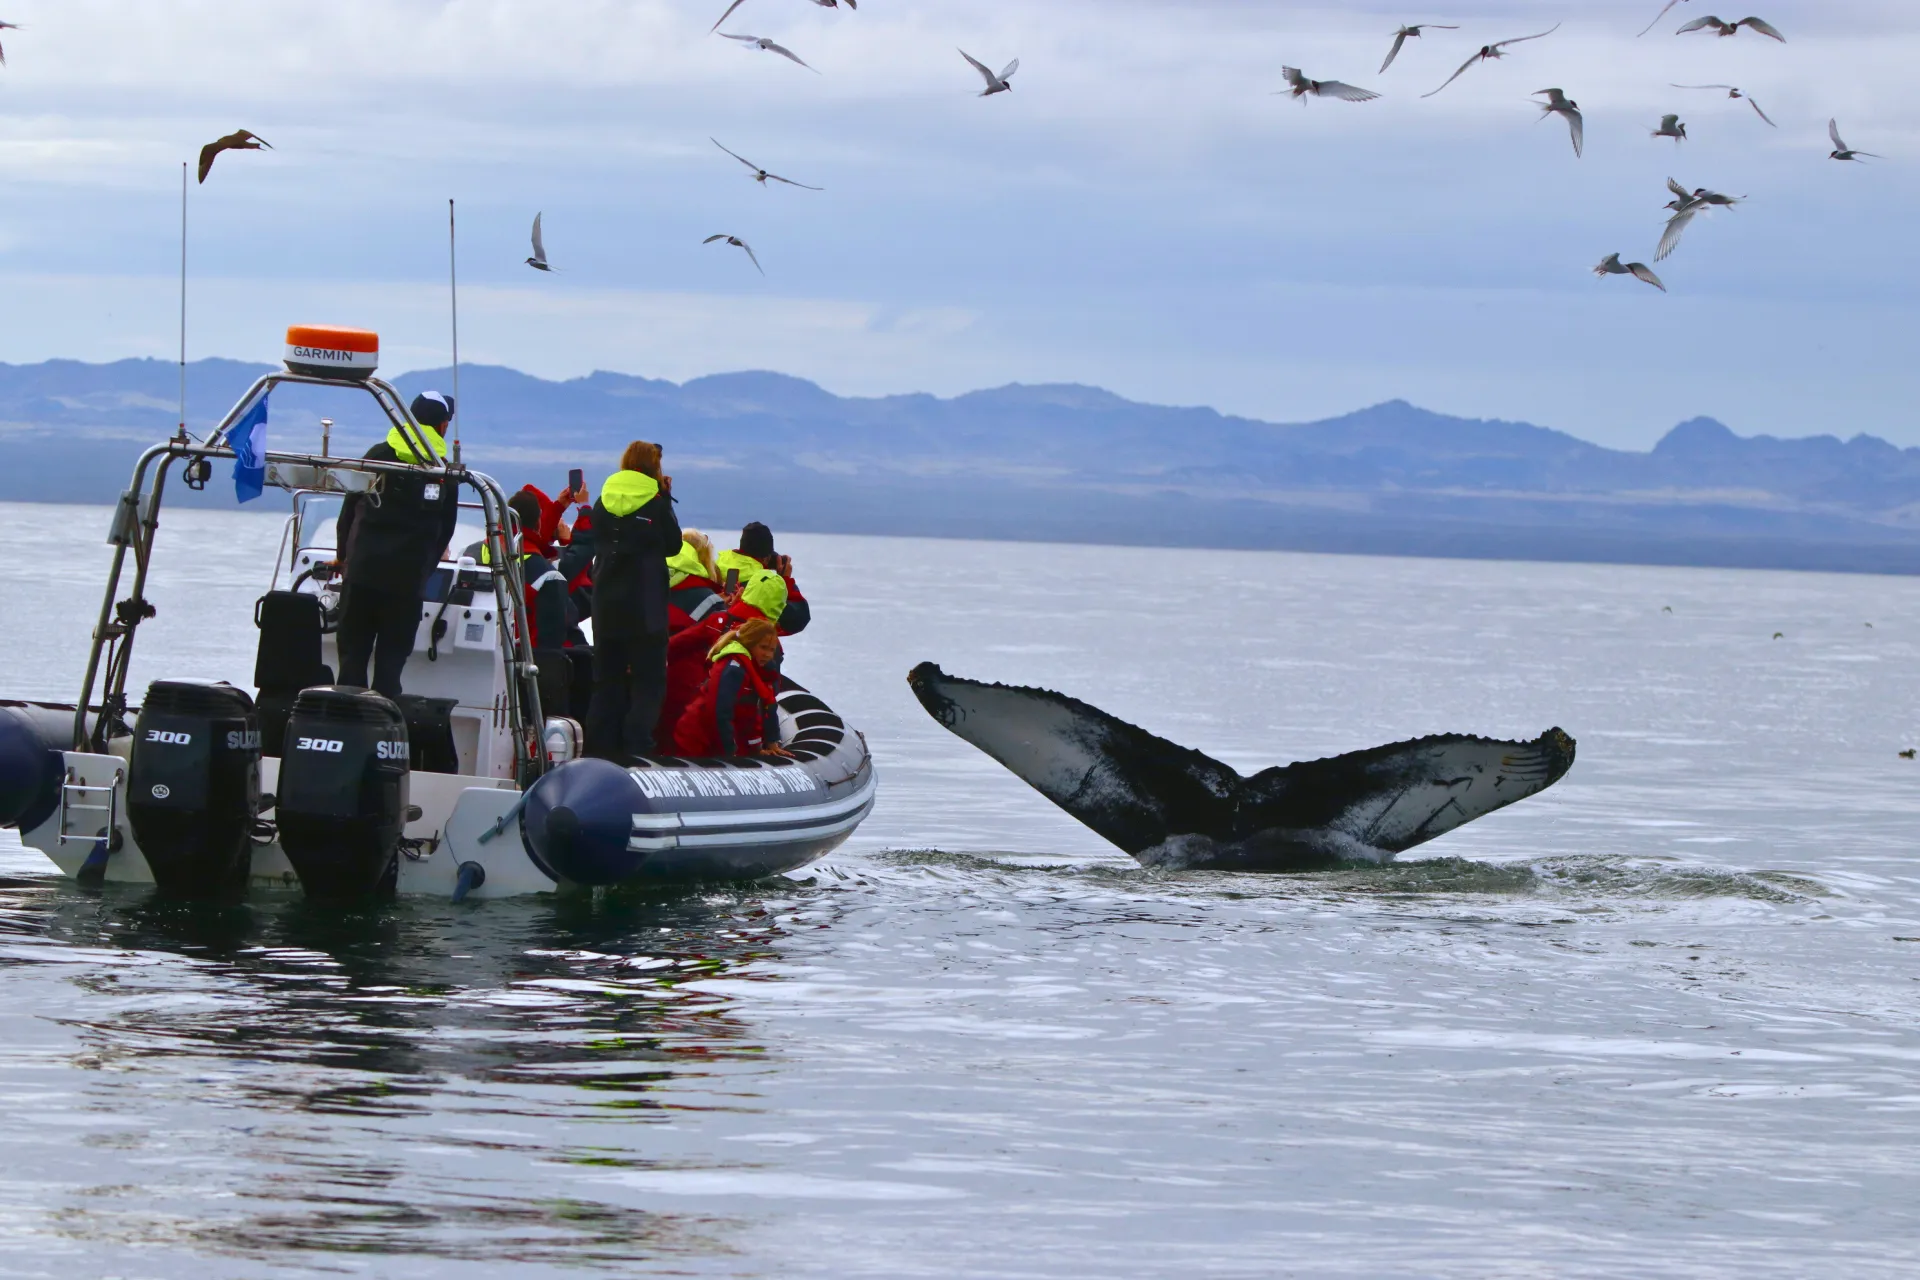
[1, 500, 1918, 1278]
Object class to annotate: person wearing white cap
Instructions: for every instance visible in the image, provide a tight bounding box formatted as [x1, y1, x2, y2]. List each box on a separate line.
[332, 392, 461, 699]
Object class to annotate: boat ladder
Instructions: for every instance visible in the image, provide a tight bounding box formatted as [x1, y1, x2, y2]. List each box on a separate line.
[58, 768, 123, 845]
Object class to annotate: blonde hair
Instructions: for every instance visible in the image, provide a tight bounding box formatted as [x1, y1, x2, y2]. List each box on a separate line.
[682, 529, 718, 581]
[620, 440, 662, 479]
[711, 617, 779, 663]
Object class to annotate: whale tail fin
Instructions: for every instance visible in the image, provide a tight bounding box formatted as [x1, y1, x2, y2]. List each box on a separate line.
[908, 662, 1238, 854]
[1243, 729, 1576, 855]
[910, 663, 1575, 869]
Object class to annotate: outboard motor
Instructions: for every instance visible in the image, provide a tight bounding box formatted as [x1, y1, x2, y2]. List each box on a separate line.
[276, 687, 410, 904]
[125, 681, 261, 897]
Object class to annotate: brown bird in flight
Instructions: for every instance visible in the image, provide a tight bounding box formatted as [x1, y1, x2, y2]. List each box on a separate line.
[198, 129, 272, 183]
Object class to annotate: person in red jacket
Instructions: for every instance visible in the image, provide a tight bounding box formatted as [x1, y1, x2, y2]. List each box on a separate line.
[658, 567, 794, 748]
[654, 532, 727, 750]
[673, 618, 786, 759]
[666, 530, 723, 631]
[714, 522, 810, 636]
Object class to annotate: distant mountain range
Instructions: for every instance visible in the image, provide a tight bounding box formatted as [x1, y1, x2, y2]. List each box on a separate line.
[6, 356, 1920, 574]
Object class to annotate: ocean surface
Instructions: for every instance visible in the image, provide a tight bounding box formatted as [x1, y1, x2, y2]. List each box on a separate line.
[2, 499, 1919, 1278]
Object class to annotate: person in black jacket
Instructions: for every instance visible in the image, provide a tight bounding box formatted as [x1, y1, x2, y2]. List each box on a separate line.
[332, 392, 462, 700]
[585, 440, 681, 761]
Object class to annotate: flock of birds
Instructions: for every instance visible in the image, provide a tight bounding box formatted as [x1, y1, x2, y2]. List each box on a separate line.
[0, 6, 1887, 294]
[1278, 8, 1882, 295]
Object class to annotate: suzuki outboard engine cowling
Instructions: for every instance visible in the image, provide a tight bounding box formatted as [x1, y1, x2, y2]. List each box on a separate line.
[126, 681, 261, 897]
[276, 687, 410, 904]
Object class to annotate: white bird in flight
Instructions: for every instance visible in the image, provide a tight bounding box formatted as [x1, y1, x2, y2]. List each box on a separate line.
[1656, 177, 1741, 261]
[1675, 15, 1785, 40]
[0, 18, 19, 66]
[704, 234, 765, 275]
[719, 32, 818, 72]
[1423, 24, 1561, 98]
[960, 49, 1018, 96]
[526, 212, 553, 272]
[711, 138, 823, 189]
[710, 0, 854, 33]
[1594, 253, 1666, 292]
[1277, 66, 1380, 103]
[1637, 0, 1695, 36]
[1652, 113, 1688, 142]
[1535, 89, 1584, 157]
[1379, 23, 1458, 74]
[1828, 118, 1879, 162]
[1671, 84, 1775, 127]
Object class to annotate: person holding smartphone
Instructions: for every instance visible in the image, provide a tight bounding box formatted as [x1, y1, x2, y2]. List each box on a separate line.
[714, 522, 811, 636]
[584, 441, 680, 761]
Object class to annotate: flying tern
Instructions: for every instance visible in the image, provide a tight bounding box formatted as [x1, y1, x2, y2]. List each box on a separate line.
[0, 18, 18, 66]
[1652, 113, 1688, 142]
[1656, 177, 1740, 261]
[1594, 253, 1666, 292]
[526, 213, 553, 271]
[1675, 15, 1785, 40]
[704, 234, 765, 275]
[711, 0, 854, 32]
[1671, 84, 1775, 126]
[1379, 23, 1458, 74]
[719, 32, 818, 71]
[1637, 0, 1693, 36]
[711, 138, 823, 189]
[960, 49, 1018, 96]
[1828, 118, 1878, 162]
[1535, 89, 1584, 157]
[1423, 24, 1560, 98]
[1277, 66, 1380, 102]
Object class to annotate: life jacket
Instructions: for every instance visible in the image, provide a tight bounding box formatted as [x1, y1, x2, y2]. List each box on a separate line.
[665, 540, 724, 632]
[384, 421, 448, 465]
[659, 611, 727, 751]
[673, 640, 777, 758]
[736, 568, 788, 622]
[601, 469, 660, 516]
[521, 550, 569, 649]
[714, 548, 764, 591]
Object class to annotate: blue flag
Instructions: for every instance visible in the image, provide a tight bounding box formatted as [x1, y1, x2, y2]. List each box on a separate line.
[230, 394, 268, 503]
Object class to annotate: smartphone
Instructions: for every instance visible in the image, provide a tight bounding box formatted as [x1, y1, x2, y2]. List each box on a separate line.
[724, 569, 740, 595]
[567, 468, 584, 497]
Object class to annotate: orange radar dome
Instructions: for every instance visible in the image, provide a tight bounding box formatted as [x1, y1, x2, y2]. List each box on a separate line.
[284, 325, 379, 381]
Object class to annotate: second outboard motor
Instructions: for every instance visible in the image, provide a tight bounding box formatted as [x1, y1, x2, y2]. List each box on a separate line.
[276, 687, 410, 904]
[125, 681, 261, 897]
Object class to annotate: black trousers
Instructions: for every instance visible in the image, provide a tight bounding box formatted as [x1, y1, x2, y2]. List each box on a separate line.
[336, 583, 421, 701]
[586, 631, 669, 762]
[534, 648, 572, 720]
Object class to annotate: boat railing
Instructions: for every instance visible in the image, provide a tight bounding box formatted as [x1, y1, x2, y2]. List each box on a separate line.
[72, 373, 549, 788]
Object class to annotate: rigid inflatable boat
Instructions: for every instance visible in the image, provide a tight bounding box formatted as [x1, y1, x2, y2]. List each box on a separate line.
[0, 326, 875, 901]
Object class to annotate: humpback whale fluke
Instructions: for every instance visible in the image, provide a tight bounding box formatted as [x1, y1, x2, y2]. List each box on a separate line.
[908, 663, 1575, 872]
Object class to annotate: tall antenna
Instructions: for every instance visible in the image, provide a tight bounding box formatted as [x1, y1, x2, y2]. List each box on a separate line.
[448, 197, 461, 464]
[178, 162, 188, 437]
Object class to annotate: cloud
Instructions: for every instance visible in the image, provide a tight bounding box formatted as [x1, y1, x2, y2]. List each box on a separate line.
[0, 0, 1916, 446]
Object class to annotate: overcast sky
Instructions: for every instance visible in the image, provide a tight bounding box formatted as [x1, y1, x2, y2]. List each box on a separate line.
[1, 0, 1915, 447]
